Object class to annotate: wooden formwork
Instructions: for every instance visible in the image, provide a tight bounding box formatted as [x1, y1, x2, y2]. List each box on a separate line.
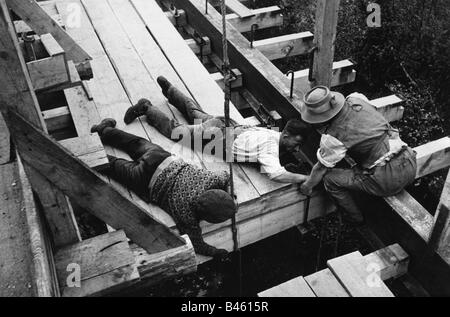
[0, 0, 449, 297]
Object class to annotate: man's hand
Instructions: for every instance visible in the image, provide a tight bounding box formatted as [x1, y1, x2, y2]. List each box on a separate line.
[299, 181, 313, 196]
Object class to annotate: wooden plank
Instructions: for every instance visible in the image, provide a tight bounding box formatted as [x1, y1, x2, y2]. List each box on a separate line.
[131, 0, 244, 122]
[294, 59, 355, 89]
[304, 269, 350, 297]
[0, 162, 36, 296]
[311, 0, 340, 87]
[59, 134, 109, 170]
[258, 276, 316, 297]
[27, 51, 69, 91]
[430, 171, 450, 263]
[130, 234, 196, 291]
[4, 109, 185, 254]
[0, 112, 10, 164]
[225, 0, 254, 18]
[414, 137, 450, 179]
[226, 6, 283, 33]
[6, 0, 92, 73]
[55, 230, 139, 296]
[185, 37, 211, 55]
[327, 251, 394, 297]
[384, 191, 433, 242]
[370, 95, 404, 122]
[253, 32, 314, 60]
[17, 157, 59, 296]
[42, 106, 71, 131]
[0, 0, 80, 251]
[108, 0, 260, 205]
[363, 243, 409, 281]
[14, 14, 64, 34]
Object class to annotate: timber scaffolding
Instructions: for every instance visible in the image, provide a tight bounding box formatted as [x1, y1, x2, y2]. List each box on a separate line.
[0, 0, 449, 297]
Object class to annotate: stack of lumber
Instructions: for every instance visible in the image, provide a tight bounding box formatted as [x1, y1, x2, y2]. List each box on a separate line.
[258, 244, 409, 297]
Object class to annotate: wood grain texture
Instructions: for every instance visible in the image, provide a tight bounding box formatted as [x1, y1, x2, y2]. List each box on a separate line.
[254, 32, 314, 60]
[304, 269, 349, 297]
[414, 136, 450, 178]
[226, 6, 283, 32]
[0, 112, 10, 164]
[258, 276, 316, 297]
[6, 0, 91, 64]
[327, 251, 394, 297]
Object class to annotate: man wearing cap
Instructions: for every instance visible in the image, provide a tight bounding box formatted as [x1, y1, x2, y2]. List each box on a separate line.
[299, 86, 417, 224]
[90, 119, 236, 257]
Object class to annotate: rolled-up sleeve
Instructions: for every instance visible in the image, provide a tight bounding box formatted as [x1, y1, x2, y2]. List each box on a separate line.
[317, 134, 347, 168]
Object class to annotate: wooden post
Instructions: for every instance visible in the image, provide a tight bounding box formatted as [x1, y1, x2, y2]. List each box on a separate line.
[312, 0, 340, 88]
[429, 171, 450, 262]
[0, 0, 82, 249]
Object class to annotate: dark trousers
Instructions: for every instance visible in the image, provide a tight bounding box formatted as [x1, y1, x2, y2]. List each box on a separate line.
[145, 85, 234, 142]
[100, 127, 171, 200]
[323, 148, 417, 222]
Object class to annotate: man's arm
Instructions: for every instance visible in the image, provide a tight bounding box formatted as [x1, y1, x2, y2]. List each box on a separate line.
[177, 221, 227, 257]
[300, 161, 329, 195]
[271, 170, 308, 184]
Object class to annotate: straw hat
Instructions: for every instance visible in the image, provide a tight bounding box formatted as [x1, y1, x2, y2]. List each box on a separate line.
[300, 86, 346, 124]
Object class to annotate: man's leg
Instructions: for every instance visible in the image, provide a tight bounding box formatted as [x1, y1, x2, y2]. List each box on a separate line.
[323, 168, 380, 223]
[157, 76, 213, 123]
[104, 155, 151, 200]
[100, 127, 158, 161]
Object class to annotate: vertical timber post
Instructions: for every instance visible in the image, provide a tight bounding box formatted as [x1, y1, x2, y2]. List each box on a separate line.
[312, 0, 340, 88]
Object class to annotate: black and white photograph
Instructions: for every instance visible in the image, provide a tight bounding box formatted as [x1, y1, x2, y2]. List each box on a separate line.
[0, 0, 449, 302]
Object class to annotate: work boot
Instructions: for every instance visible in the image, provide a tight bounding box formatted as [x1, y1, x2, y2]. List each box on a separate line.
[90, 118, 116, 134]
[157, 76, 172, 98]
[123, 99, 151, 124]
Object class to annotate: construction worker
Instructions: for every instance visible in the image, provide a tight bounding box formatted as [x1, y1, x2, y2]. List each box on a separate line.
[90, 119, 236, 257]
[123, 76, 311, 184]
[299, 86, 417, 224]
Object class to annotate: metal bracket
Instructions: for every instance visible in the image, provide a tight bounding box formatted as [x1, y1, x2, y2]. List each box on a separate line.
[21, 32, 36, 61]
[285, 70, 295, 99]
[250, 23, 258, 48]
[308, 46, 318, 82]
[193, 31, 207, 63]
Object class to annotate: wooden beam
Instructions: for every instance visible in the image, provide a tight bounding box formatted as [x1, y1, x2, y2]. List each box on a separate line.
[415, 137, 450, 179]
[129, 235, 196, 292]
[370, 95, 404, 122]
[253, 32, 314, 60]
[164, 9, 187, 27]
[259, 276, 316, 297]
[42, 106, 71, 132]
[55, 230, 139, 297]
[311, 0, 340, 87]
[185, 37, 211, 55]
[259, 244, 408, 297]
[0, 112, 10, 164]
[294, 59, 355, 89]
[59, 134, 109, 170]
[430, 171, 450, 261]
[0, 0, 81, 250]
[14, 14, 64, 34]
[3, 109, 185, 254]
[226, 6, 283, 33]
[225, 0, 254, 18]
[327, 251, 394, 297]
[6, 0, 92, 79]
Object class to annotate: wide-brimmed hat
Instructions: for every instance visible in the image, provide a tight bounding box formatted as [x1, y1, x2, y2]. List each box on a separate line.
[300, 86, 346, 124]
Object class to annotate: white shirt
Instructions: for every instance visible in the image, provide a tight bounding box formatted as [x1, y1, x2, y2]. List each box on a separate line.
[232, 127, 286, 179]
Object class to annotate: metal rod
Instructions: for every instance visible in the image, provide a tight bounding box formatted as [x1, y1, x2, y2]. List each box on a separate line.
[308, 46, 318, 82]
[250, 23, 258, 48]
[286, 70, 295, 99]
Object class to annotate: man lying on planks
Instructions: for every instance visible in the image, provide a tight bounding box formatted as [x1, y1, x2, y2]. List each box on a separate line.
[298, 86, 417, 225]
[90, 118, 236, 257]
[122, 76, 311, 184]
